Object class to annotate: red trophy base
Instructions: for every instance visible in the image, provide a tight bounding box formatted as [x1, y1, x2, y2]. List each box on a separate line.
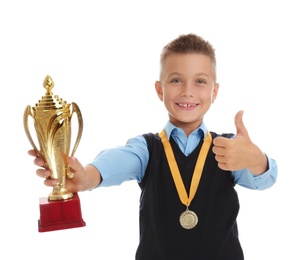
[38, 193, 86, 232]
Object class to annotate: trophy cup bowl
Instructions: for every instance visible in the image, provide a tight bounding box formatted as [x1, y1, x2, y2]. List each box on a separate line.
[24, 75, 86, 232]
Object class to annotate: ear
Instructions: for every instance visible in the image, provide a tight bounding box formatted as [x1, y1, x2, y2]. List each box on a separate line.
[155, 81, 163, 101]
[212, 83, 219, 103]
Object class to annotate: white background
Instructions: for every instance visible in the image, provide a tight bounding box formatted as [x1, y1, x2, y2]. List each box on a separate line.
[1, 0, 300, 259]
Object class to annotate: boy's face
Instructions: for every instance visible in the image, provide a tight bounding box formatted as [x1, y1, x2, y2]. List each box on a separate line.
[155, 53, 219, 134]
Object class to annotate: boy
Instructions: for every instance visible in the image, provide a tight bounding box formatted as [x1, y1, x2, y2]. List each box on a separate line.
[29, 34, 277, 260]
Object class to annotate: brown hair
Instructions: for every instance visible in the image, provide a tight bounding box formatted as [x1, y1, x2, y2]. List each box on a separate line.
[160, 33, 216, 79]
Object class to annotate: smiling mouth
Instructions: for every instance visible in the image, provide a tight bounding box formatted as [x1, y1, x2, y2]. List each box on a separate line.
[177, 103, 198, 108]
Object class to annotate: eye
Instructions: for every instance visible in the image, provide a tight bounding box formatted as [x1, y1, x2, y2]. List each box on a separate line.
[170, 78, 182, 84]
[196, 79, 207, 84]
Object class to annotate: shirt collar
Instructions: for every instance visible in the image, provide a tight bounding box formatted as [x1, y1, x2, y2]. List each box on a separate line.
[163, 121, 208, 140]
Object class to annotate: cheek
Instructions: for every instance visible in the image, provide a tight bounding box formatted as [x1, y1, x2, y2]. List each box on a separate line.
[162, 94, 174, 108]
[199, 90, 212, 101]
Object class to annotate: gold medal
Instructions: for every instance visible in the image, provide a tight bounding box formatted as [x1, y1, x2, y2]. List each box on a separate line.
[160, 130, 212, 230]
[179, 209, 198, 229]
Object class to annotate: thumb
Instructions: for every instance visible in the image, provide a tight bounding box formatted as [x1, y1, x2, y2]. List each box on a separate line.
[67, 156, 82, 173]
[235, 110, 249, 137]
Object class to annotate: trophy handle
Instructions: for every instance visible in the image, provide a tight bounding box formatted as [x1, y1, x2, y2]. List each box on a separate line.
[70, 102, 83, 157]
[23, 105, 42, 158]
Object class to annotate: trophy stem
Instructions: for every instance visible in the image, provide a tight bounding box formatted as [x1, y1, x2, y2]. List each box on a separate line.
[49, 187, 73, 201]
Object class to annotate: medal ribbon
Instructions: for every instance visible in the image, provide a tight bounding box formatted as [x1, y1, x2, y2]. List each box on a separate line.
[159, 130, 212, 207]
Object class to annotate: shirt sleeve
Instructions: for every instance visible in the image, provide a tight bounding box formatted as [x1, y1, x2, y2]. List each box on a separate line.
[232, 156, 278, 190]
[88, 135, 149, 187]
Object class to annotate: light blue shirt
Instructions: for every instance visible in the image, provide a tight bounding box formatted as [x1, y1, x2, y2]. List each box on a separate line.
[90, 121, 277, 190]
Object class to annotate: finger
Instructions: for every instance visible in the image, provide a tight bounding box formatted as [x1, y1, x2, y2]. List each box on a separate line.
[235, 110, 249, 137]
[217, 162, 229, 171]
[213, 136, 225, 146]
[36, 168, 51, 179]
[28, 149, 37, 157]
[212, 146, 225, 155]
[213, 136, 232, 147]
[67, 156, 82, 173]
[34, 156, 45, 167]
[66, 157, 79, 179]
[44, 178, 57, 187]
[215, 154, 226, 163]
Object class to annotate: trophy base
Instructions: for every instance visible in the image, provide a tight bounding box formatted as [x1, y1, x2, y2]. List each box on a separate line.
[38, 193, 86, 232]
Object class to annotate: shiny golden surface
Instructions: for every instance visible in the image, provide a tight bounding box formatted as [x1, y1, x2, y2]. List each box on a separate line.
[24, 75, 83, 200]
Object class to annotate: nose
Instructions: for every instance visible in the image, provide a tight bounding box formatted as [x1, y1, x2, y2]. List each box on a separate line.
[181, 83, 194, 97]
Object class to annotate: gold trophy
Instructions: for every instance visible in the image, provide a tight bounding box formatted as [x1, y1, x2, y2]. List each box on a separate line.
[24, 75, 86, 232]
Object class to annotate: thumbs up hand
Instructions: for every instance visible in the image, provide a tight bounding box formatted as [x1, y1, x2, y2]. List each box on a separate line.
[212, 110, 268, 175]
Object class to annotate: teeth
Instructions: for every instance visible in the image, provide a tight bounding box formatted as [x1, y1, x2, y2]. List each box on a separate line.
[179, 103, 196, 107]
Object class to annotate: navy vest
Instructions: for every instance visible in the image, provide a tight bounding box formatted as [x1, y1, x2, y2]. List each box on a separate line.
[136, 132, 244, 260]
